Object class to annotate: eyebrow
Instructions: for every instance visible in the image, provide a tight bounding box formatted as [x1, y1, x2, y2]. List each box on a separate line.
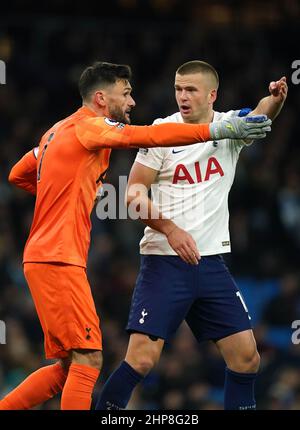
[174, 84, 198, 90]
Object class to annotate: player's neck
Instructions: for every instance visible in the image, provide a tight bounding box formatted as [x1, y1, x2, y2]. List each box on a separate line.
[183, 109, 214, 125]
[82, 102, 105, 117]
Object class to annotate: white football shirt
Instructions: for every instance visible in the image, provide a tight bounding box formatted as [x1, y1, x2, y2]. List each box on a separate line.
[135, 110, 251, 256]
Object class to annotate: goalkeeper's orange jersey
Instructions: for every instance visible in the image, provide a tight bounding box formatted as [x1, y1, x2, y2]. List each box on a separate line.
[18, 106, 210, 268]
[8, 148, 38, 195]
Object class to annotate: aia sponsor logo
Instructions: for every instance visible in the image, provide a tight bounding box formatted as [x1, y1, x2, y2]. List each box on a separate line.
[172, 156, 224, 184]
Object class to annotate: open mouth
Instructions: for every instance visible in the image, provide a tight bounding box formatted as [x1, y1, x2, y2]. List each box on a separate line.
[180, 105, 191, 115]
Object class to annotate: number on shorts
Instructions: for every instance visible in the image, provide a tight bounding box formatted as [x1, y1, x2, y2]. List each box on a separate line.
[236, 291, 249, 314]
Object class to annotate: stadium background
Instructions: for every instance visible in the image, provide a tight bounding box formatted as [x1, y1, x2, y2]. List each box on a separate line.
[0, 0, 300, 410]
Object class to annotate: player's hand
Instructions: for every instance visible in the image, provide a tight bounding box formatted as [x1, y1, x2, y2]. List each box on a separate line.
[269, 76, 288, 103]
[209, 115, 272, 140]
[166, 226, 201, 265]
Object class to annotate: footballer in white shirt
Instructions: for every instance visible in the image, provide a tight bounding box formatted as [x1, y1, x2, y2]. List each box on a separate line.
[96, 61, 287, 411]
[137, 109, 251, 257]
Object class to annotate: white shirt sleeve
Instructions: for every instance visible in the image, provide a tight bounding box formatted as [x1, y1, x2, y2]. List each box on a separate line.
[33, 147, 39, 159]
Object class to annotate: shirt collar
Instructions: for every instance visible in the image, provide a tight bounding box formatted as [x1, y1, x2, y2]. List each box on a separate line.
[77, 105, 98, 117]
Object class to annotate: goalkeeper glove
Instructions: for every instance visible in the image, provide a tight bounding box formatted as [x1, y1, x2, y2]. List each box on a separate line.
[209, 115, 272, 140]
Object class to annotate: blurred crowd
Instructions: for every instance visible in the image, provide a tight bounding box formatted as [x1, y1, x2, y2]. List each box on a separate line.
[0, 0, 300, 410]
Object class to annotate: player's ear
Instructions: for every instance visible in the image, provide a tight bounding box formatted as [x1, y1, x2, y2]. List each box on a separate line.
[209, 89, 217, 105]
[94, 91, 106, 108]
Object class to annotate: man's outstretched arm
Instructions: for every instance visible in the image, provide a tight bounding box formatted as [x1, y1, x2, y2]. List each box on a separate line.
[250, 76, 288, 120]
[76, 115, 272, 150]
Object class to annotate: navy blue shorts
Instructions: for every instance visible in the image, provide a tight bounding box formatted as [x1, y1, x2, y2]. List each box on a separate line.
[126, 255, 252, 343]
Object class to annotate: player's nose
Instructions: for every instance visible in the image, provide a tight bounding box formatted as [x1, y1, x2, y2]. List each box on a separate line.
[129, 96, 136, 108]
[179, 91, 188, 102]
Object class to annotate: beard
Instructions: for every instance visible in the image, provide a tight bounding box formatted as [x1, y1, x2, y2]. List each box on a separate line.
[108, 105, 130, 124]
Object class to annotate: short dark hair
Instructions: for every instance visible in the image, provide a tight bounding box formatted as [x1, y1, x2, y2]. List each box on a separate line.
[78, 61, 132, 101]
[176, 60, 219, 88]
